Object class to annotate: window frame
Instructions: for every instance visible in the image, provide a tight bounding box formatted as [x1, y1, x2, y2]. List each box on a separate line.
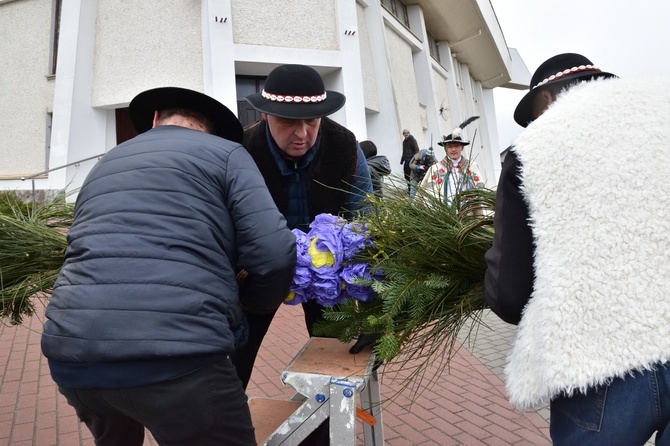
[49, 0, 62, 76]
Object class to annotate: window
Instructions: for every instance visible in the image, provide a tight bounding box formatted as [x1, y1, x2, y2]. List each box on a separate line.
[380, 0, 409, 28]
[236, 77, 265, 128]
[49, 0, 62, 76]
[428, 32, 441, 64]
[115, 108, 138, 144]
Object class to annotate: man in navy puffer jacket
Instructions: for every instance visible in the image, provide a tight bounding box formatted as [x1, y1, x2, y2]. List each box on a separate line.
[41, 87, 296, 446]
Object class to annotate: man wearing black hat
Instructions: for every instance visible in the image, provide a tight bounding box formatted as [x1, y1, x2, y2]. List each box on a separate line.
[485, 54, 670, 445]
[420, 117, 482, 204]
[233, 64, 373, 395]
[41, 86, 297, 446]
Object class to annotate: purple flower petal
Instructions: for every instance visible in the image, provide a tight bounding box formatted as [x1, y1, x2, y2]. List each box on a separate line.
[284, 289, 308, 305]
[286, 213, 376, 307]
[291, 228, 312, 267]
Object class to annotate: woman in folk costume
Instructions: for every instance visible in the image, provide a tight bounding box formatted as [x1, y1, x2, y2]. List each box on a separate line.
[420, 116, 482, 204]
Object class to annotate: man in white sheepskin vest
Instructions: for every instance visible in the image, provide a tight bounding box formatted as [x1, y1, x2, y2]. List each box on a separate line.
[485, 53, 670, 446]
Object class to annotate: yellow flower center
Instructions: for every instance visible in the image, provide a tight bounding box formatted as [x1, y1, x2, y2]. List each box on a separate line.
[308, 237, 335, 268]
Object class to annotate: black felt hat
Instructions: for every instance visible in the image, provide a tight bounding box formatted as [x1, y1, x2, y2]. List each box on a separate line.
[129, 87, 243, 143]
[437, 116, 480, 146]
[514, 53, 617, 128]
[245, 64, 346, 119]
[437, 134, 470, 146]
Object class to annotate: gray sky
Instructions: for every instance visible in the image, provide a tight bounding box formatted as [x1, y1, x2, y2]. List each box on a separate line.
[490, 0, 670, 148]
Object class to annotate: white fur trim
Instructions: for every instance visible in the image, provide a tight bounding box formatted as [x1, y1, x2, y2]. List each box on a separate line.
[506, 76, 670, 410]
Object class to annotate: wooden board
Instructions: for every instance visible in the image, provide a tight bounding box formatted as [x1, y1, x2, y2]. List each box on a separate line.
[248, 398, 302, 444]
[286, 337, 372, 377]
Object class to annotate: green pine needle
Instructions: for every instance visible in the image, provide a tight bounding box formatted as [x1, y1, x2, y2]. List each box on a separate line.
[0, 190, 73, 324]
[1, 181, 497, 401]
[315, 180, 495, 398]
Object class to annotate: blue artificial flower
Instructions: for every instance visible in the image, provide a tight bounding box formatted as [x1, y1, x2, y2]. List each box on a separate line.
[284, 289, 308, 305]
[341, 222, 368, 256]
[285, 213, 375, 307]
[310, 274, 345, 306]
[308, 224, 344, 271]
[292, 265, 312, 290]
[292, 228, 312, 267]
[340, 263, 375, 302]
[309, 213, 343, 231]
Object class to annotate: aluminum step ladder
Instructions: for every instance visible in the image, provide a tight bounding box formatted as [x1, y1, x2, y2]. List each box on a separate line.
[249, 337, 384, 445]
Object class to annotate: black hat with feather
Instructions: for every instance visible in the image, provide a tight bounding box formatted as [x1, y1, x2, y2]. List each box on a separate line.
[438, 116, 479, 146]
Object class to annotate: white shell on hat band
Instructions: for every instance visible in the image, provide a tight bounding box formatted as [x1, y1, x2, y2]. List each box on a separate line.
[261, 89, 327, 103]
[532, 65, 601, 90]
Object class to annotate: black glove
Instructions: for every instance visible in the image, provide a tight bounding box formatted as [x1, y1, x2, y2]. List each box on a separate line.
[349, 332, 382, 354]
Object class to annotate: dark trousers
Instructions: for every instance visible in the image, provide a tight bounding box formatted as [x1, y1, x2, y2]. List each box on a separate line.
[58, 358, 255, 446]
[232, 301, 327, 389]
[403, 159, 412, 194]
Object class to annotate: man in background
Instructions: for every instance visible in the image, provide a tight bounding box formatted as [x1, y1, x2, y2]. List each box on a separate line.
[408, 145, 435, 198]
[401, 128, 419, 194]
[360, 139, 391, 196]
[420, 117, 481, 205]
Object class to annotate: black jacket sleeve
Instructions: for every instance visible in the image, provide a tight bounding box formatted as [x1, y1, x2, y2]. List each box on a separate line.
[484, 151, 535, 325]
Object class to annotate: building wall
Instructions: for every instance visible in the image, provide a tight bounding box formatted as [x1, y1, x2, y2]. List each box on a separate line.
[92, 0, 204, 107]
[0, 0, 55, 178]
[384, 27, 423, 149]
[232, 0, 339, 51]
[356, 2, 380, 113]
[0, 0, 520, 192]
[430, 67, 452, 141]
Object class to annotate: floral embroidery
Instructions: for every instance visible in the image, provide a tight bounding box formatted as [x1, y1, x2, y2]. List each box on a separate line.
[425, 158, 481, 203]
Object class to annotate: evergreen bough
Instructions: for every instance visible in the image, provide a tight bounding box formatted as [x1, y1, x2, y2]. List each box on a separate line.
[315, 179, 495, 394]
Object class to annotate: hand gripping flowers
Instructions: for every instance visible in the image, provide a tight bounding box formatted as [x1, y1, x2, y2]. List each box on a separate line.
[285, 213, 375, 306]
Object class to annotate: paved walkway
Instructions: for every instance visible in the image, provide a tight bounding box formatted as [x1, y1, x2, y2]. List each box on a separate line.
[0, 302, 551, 445]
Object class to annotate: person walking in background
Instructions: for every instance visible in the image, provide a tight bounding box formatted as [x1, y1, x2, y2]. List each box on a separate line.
[408, 145, 436, 198]
[360, 139, 391, 196]
[234, 64, 373, 391]
[401, 128, 419, 194]
[421, 117, 481, 205]
[485, 53, 670, 446]
[41, 87, 297, 446]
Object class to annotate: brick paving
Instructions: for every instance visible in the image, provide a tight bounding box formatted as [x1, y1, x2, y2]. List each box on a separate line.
[0, 302, 550, 445]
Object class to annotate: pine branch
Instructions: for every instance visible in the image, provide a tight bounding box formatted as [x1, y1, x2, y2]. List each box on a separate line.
[317, 181, 495, 401]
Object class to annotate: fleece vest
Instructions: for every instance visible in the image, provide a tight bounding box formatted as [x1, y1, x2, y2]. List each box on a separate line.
[243, 117, 358, 228]
[505, 76, 670, 410]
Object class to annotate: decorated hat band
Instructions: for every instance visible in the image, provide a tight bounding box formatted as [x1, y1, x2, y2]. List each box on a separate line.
[533, 65, 602, 90]
[261, 89, 327, 103]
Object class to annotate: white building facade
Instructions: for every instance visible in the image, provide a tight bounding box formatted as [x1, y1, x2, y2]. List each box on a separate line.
[0, 0, 529, 196]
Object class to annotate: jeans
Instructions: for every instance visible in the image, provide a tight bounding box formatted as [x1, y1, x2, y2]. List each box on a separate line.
[550, 363, 670, 446]
[58, 357, 256, 446]
[409, 179, 419, 199]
